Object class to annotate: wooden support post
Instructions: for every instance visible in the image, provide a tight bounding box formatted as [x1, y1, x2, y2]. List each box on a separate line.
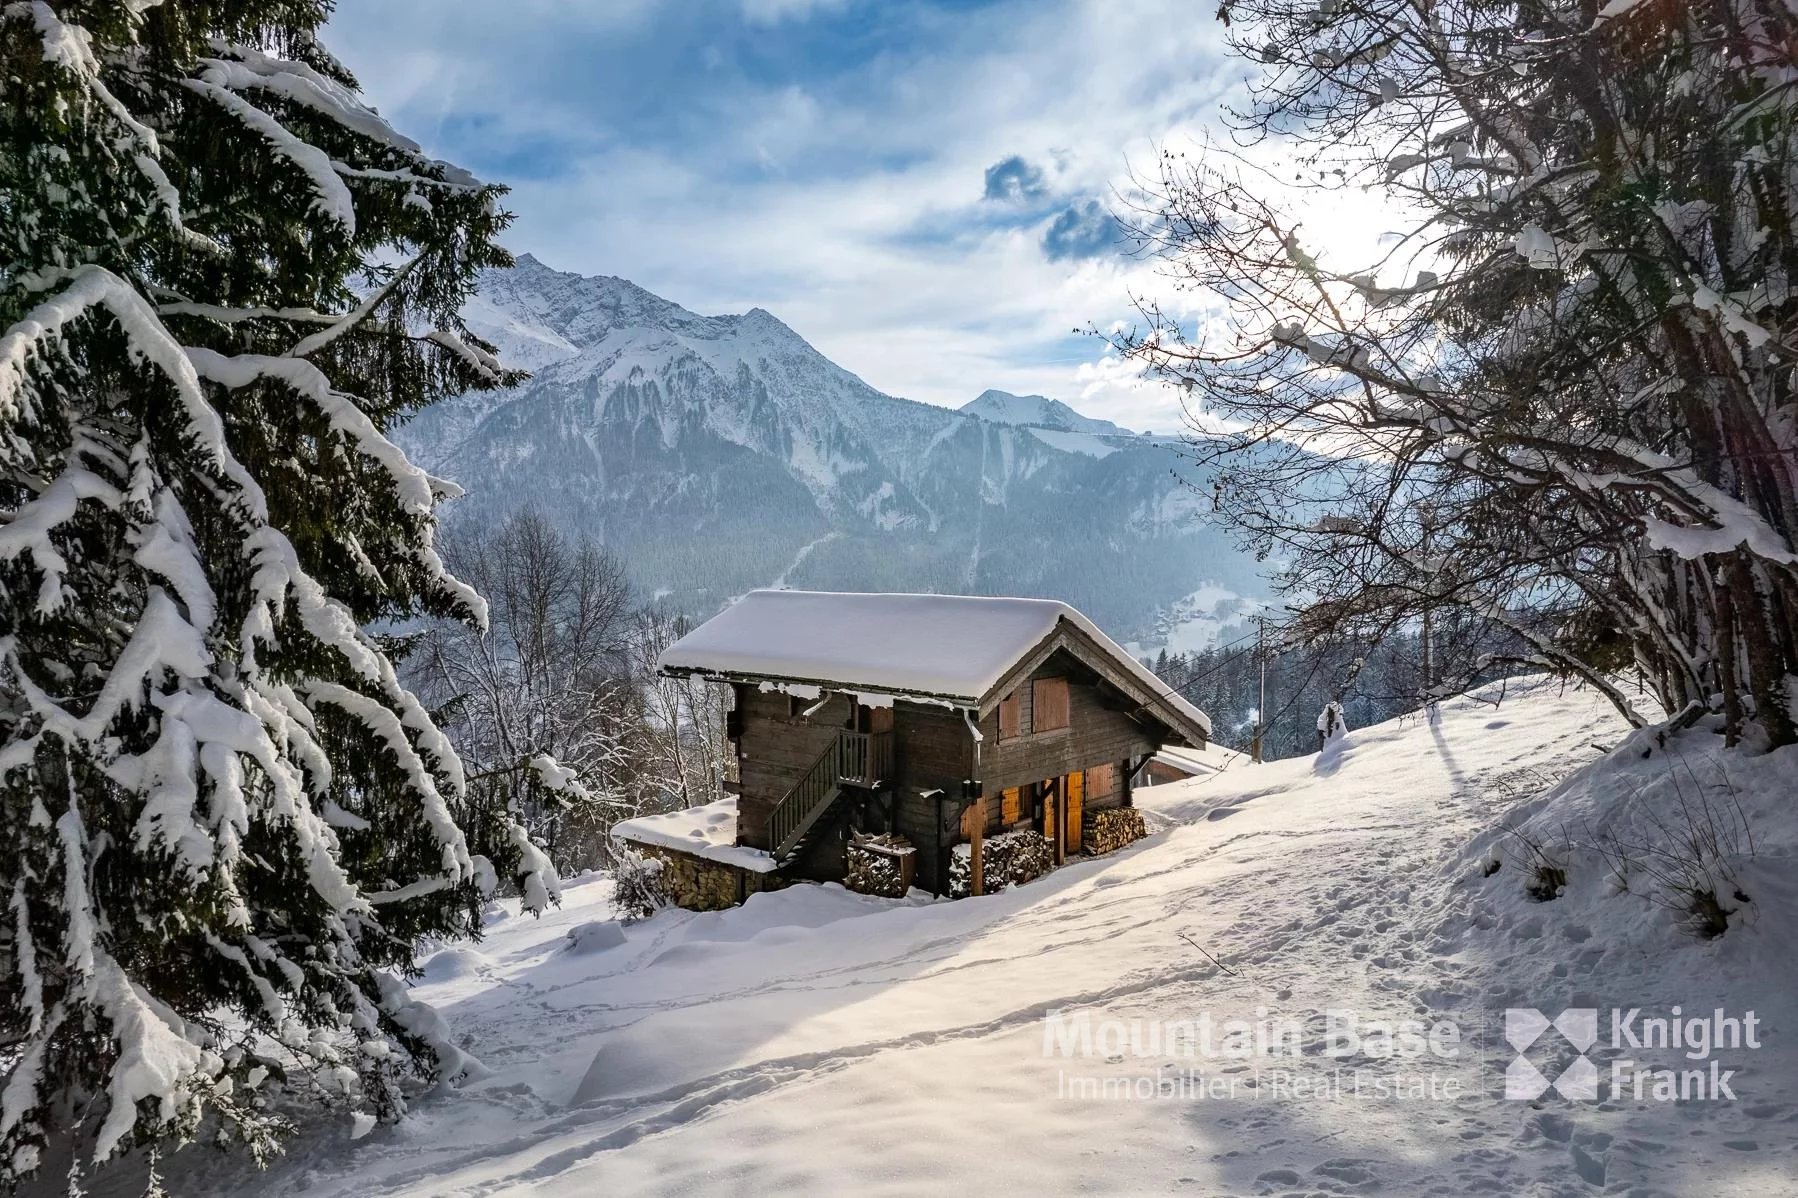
[1065, 770, 1084, 858]
[960, 801, 985, 896]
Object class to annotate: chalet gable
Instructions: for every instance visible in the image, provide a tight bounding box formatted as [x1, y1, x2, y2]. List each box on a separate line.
[978, 621, 1210, 748]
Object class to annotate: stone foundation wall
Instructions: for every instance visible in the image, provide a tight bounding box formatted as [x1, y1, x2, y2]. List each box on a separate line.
[633, 844, 787, 911]
[1083, 807, 1147, 856]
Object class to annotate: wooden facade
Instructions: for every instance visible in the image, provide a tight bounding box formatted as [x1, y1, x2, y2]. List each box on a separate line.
[710, 621, 1207, 895]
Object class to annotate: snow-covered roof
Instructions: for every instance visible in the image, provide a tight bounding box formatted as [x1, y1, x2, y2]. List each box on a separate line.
[611, 796, 777, 874]
[658, 589, 1211, 738]
[1152, 743, 1238, 778]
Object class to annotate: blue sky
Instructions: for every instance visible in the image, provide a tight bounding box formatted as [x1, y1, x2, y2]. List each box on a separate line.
[326, 0, 1256, 431]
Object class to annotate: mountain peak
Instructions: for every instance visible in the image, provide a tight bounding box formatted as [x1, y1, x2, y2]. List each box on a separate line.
[961, 389, 1131, 437]
[405, 253, 1254, 645]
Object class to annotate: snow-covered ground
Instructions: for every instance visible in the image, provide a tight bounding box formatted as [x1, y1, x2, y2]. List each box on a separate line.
[139, 677, 1798, 1197]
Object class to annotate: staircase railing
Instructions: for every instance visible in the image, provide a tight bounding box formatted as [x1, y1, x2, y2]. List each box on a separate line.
[769, 730, 895, 860]
[769, 737, 843, 859]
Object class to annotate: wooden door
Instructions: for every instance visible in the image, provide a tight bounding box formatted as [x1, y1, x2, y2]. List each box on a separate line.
[1038, 778, 1058, 860]
[1064, 770, 1084, 857]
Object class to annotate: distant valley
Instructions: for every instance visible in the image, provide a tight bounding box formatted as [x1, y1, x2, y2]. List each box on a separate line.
[398, 255, 1272, 646]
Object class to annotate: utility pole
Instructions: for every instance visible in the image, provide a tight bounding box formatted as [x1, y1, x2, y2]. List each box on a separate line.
[1420, 606, 1433, 703]
[1252, 615, 1267, 764]
[1418, 504, 1434, 719]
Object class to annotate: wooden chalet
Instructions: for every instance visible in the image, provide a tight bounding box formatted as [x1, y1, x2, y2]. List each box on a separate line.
[631, 590, 1212, 900]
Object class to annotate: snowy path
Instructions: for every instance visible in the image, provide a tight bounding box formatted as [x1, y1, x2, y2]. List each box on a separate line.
[148, 680, 1798, 1197]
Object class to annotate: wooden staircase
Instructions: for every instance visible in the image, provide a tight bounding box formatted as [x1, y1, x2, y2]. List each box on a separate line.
[769, 729, 894, 863]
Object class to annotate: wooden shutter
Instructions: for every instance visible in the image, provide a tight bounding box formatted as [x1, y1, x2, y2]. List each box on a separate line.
[1001, 786, 1021, 824]
[998, 691, 1021, 740]
[1065, 770, 1084, 856]
[1034, 677, 1070, 731]
[1087, 762, 1114, 802]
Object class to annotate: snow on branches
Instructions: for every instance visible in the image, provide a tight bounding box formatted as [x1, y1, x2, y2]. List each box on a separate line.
[0, 2, 544, 1182]
[1114, 0, 1798, 746]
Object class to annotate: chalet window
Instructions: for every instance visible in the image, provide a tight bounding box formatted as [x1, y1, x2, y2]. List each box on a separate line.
[1033, 677, 1070, 732]
[1087, 762, 1115, 801]
[998, 691, 1022, 740]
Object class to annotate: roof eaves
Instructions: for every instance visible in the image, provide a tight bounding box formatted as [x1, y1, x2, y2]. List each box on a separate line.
[659, 663, 982, 708]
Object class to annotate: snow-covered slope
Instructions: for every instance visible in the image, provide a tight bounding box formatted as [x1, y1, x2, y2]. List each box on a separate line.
[398, 258, 1264, 639]
[138, 679, 1798, 1197]
[960, 388, 1134, 436]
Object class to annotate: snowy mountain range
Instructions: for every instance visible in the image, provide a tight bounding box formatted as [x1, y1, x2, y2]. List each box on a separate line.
[400, 254, 1269, 641]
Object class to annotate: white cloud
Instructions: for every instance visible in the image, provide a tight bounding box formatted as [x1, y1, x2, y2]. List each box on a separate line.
[323, 1, 1382, 433]
[740, 0, 851, 23]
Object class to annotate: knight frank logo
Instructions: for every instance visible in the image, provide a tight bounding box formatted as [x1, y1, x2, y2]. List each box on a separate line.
[1505, 1008, 1599, 1099]
[1504, 1006, 1762, 1101]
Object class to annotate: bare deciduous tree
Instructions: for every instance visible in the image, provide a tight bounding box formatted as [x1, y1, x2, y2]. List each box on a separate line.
[1114, 0, 1798, 746]
[632, 608, 732, 810]
[411, 511, 660, 869]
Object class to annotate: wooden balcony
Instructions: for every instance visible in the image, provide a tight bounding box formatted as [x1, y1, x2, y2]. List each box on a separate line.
[837, 729, 894, 787]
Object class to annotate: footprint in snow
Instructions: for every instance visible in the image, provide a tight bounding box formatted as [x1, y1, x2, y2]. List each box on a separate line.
[1571, 1141, 1607, 1186]
[1312, 1157, 1378, 1186]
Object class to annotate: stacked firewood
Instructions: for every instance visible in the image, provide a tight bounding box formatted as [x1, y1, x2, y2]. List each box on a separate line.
[845, 833, 916, 898]
[1083, 807, 1147, 856]
[949, 830, 1055, 898]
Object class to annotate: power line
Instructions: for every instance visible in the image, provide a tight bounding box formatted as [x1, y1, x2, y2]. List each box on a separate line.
[1124, 624, 1268, 729]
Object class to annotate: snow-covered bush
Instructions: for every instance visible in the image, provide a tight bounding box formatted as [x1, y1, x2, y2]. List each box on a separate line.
[610, 845, 671, 921]
[0, 3, 556, 1181]
[1585, 753, 1755, 938]
[1480, 713, 1769, 939]
[564, 920, 629, 955]
[1505, 825, 1570, 902]
[1316, 700, 1349, 748]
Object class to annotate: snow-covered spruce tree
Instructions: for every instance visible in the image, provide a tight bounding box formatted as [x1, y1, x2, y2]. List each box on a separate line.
[1116, 0, 1798, 746]
[0, 2, 556, 1181]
